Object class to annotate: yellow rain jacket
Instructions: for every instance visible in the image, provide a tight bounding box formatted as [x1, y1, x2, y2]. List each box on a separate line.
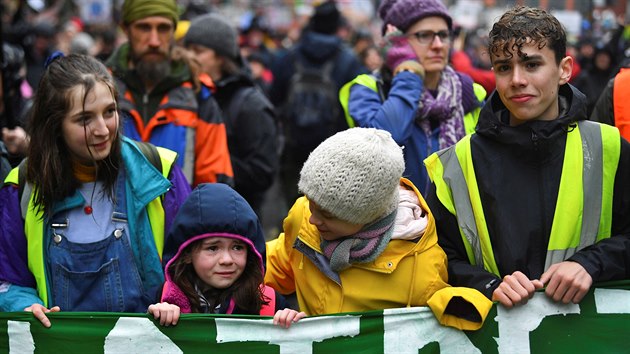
[265, 178, 492, 330]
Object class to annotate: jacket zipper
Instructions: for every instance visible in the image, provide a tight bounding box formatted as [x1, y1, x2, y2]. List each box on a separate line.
[142, 93, 149, 127]
[532, 131, 550, 247]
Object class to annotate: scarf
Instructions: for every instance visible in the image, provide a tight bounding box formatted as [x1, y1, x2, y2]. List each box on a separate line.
[321, 209, 397, 272]
[72, 160, 97, 183]
[416, 66, 465, 149]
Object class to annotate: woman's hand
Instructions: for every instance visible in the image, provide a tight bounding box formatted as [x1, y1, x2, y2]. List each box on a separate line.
[393, 60, 426, 78]
[2, 127, 29, 156]
[24, 303, 61, 328]
[273, 308, 306, 329]
[148, 302, 181, 326]
[381, 24, 423, 78]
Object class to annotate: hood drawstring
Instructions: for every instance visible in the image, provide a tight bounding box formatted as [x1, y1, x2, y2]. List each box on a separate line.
[406, 251, 419, 307]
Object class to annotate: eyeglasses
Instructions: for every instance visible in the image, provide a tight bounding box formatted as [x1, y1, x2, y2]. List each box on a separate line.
[409, 30, 452, 45]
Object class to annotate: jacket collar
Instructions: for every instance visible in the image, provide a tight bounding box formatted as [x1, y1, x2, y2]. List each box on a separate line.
[121, 136, 171, 207]
[295, 179, 430, 274]
[475, 84, 588, 148]
[50, 138, 170, 216]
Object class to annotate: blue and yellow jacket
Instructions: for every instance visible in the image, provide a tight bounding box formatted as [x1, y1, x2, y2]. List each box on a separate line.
[0, 138, 191, 310]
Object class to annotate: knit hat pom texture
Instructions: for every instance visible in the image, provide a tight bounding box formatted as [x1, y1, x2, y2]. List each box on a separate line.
[299, 128, 404, 225]
[378, 0, 452, 35]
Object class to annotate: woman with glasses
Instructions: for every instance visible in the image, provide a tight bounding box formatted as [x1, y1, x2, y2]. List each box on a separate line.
[339, 0, 487, 195]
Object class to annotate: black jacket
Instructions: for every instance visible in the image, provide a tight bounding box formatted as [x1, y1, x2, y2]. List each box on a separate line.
[427, 84, 630, 299]
[214, 72, 278, 214]
[589, 63, 630, 127]
[589, 76, 615, 126]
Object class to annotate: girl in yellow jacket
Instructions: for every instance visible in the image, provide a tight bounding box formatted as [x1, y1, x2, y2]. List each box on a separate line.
[266, 128, 492, 330]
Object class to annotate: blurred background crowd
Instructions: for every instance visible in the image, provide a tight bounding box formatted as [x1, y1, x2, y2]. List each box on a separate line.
[1, 0, 630, 238]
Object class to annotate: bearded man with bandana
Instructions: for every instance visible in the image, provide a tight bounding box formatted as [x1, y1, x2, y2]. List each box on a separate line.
[106, 0, 234, 187]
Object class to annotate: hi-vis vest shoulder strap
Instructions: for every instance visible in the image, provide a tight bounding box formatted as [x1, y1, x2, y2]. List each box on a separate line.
[424, 120, 620, 276]
[3, 143, 177, 307]
[339, 74, 486, 134]
[613, 68, 630, 142]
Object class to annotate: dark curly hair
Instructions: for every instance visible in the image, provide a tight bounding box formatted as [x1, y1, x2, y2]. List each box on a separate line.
[488, 6, 566, 65]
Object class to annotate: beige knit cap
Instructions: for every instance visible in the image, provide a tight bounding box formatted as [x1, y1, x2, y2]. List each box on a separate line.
[298, 128, 405, 225]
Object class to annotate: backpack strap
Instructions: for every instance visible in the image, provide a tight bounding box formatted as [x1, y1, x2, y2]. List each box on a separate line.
[16, 158, 31, 218]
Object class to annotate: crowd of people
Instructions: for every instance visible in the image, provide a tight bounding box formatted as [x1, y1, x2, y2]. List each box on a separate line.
[1, 0, 629, 337]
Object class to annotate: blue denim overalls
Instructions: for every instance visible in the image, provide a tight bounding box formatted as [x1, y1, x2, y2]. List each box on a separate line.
[47, 172, 150, 312]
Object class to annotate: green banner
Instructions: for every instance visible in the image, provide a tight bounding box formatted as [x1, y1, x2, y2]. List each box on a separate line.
[2, 282, 630, 353]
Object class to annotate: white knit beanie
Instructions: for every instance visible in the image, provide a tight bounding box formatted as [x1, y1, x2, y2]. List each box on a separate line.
[298, 128, 405, 225]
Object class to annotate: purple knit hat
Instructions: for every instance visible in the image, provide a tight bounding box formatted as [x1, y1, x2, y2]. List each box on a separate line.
[378, 0, 453, 35]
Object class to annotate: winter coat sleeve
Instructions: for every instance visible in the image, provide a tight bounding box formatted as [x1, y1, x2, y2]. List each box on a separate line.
[162, 163, 192, 239]
[0, 185, 43, 311]
[408, 182, 492, 331]
[426, 182, 502, 299]
[264, 199, 307, 295]
[589, 77, 615, 126]
[568, 136, 630, 282]
[348, 71, 423, 144]
[428, 286, 492, 331]
[194, 97, 234, 187]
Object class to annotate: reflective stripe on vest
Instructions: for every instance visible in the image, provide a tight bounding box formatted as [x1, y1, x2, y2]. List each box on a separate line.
[339, 74, 378, 128]
[613, 68, 630, 142]
[424, 120, 620, 276]
[147, 146, 177, 259]
[6, 149, 176, 307]
[339, 74, 486, 133]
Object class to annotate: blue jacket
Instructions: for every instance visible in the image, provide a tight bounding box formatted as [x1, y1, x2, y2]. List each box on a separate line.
[0, 137, 191, 311]
[344, 71, 484, 194]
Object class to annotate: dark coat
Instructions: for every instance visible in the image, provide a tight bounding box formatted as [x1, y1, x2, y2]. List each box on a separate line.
[427, 84, 630, 299]
[269, 29, 367, 134]
[214, 72, 278, 214]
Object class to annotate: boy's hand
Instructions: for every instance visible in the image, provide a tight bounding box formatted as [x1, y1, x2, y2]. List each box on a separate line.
[540, 261, 592, 304]
[492, 271, 544, 308]
[24, 303, 61, 328]
[148, 302, 181, 326]
[273, 308, 306, 329]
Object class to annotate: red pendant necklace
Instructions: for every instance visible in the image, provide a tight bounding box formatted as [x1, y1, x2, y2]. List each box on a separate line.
[80, 189, 94, 215]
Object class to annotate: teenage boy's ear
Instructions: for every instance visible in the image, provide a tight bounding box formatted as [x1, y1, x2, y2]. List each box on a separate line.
[558, 55, 573, 85]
